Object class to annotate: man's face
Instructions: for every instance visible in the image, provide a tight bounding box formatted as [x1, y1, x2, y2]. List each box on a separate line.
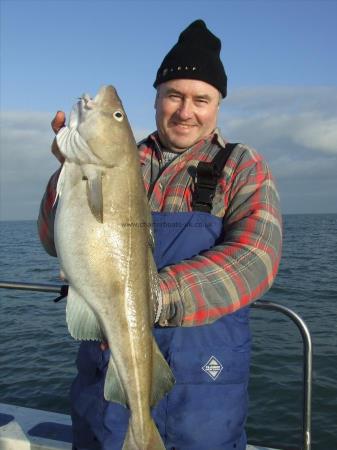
[155, 79, 221, 152]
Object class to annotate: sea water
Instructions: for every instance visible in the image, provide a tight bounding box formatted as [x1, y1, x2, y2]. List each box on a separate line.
[0, 214, 336, 449]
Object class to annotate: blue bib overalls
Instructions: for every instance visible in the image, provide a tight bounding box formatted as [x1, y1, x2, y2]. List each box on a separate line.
[71, 211, 251, 450]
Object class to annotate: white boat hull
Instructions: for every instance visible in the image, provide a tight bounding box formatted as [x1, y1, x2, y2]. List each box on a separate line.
[0, 402, 280, 450]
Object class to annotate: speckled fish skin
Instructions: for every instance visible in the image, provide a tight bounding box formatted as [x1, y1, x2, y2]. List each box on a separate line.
[54, 85, 174, 450]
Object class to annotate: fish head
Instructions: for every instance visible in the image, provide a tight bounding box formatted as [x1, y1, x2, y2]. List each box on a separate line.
[75, 85, 137, 166]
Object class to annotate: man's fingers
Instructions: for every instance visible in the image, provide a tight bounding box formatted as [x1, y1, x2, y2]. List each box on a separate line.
[51, 111, 66, 134]
[100, 342, 109, 351]
[51, 111, 66, 163]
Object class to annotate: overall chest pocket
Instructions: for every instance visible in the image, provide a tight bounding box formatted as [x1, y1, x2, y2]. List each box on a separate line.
[170, 347, 251, 385]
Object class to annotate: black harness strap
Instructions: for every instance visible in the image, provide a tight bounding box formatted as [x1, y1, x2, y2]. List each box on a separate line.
[192, 143, 238, 213]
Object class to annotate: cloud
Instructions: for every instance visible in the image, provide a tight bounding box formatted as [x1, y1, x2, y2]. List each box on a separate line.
[221, 86, 337, 151]
[222, 112, 337, 157]
[1, 86, 336, 219]
[0, 111, 60, 220]
[219, 86, 337, 212]
[0, 111, 152, 220]
[292, 115, 337, 155]
[222, 86, 337, 117]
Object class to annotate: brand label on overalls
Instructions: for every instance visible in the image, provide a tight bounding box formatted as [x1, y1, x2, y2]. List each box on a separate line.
[202, 356, 223, 380]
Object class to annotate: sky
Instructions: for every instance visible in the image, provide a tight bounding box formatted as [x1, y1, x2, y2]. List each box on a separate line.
[1, 0, 337, 220]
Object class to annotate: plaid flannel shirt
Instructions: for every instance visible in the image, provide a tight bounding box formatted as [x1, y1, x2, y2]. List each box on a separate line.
[38, 129, 282, 327]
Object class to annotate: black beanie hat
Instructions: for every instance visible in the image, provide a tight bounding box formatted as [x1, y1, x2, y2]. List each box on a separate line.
[153, 20, 227, 98]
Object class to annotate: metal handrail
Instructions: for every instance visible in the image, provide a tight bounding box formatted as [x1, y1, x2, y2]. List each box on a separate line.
[0, 281, 312, 449]
[0, 281, 63, 294]
[251, 300, 312, 450]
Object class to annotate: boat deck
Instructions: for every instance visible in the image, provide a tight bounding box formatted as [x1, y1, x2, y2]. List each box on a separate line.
[0, 402, 280, 450]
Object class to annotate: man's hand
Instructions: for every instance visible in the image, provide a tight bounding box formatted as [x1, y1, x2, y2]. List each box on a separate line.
[100, 341, 109, 351]
[51, 111, 66, 164]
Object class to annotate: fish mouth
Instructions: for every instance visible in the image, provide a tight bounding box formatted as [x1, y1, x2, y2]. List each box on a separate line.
[78, 86, 120, 112]
[79, 93, 96, 111]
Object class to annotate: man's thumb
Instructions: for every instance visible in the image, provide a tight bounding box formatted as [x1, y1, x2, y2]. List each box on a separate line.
[51, 111, 66, 134]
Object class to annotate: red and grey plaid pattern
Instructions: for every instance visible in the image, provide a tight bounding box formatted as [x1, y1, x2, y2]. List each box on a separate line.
[38, 130, 282, 327]
[37, 166, 61, 257]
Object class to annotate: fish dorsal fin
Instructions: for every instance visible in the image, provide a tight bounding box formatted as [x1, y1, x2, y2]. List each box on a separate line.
[66, 287, 104, 341]
[151, 339, 175, 407]
[104, 357, 128, 407]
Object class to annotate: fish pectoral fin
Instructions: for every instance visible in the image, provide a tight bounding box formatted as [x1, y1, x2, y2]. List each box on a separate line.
[66, 287, 104, 341]
[151, 340, 175, 407]
[85, 171, 103, 223]
[104, 357, 128, 407]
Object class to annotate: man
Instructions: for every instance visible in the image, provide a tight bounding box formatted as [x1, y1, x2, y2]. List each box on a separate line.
[38, 20, 282, 450]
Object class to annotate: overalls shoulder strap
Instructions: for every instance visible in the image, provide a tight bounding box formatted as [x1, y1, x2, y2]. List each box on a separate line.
[192, 142, 238, 213]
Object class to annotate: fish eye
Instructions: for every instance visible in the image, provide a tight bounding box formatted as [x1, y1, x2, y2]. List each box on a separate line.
[113, 110, 124, 122]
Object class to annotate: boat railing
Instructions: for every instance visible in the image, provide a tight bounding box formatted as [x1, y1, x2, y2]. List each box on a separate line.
[250, 300, 312, 450]
[0, 281, 312, 450]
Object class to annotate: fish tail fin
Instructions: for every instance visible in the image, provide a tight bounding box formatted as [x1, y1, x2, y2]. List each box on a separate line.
[146, 419, 166, 450]
[151, 339, 175, 407]
[122, 417, 165, 450]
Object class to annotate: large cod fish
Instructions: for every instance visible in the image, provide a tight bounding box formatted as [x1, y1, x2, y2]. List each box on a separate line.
[54, 85, 174, 450]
